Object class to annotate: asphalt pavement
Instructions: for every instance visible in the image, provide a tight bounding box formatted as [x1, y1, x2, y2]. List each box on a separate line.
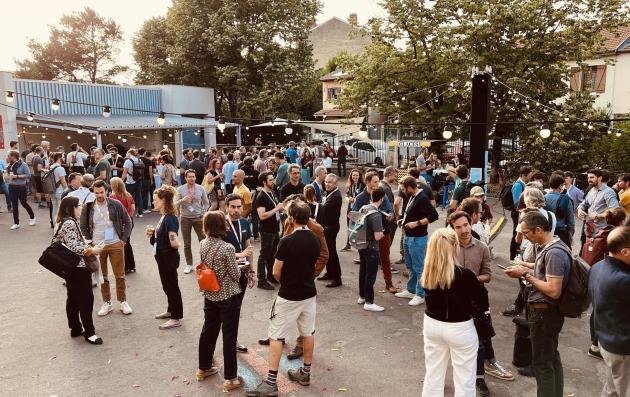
[0, 195, 606, 397]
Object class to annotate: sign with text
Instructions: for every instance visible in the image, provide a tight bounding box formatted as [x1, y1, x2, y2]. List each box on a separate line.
[0, 115, 4, 149]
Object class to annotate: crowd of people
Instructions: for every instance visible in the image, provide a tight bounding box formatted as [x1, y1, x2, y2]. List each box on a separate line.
[2, 137, 630, 396]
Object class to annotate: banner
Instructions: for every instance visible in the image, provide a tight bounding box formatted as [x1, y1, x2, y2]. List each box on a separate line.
[0, 115, 4, 149]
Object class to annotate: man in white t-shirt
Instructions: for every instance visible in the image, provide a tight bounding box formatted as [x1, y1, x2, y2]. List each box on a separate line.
[68, 174, 96, 204]
[121, 148, 144, 218]
[66, 143, 89, 174]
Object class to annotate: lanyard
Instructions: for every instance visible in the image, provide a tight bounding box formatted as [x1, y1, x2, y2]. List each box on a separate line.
[313, 203, 319, 219]
[229, 219, 243, 248]
[263, 190, 278, 206]
[323, 188, 338, 203]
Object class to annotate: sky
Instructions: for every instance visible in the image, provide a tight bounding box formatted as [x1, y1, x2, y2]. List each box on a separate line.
[0, 0, 386, 82]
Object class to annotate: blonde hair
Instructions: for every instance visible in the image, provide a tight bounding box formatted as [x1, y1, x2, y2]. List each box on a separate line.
[523, 187, 546, 209]
[110, 177, 127, 196]
[421, 228, 459, 290]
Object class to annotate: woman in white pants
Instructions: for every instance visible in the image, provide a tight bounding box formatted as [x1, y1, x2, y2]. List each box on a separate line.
[421, 227, 488, 397]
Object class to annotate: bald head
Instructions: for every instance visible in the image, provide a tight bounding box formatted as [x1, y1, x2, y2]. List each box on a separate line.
[607, 226, 630, 264]
[232, 169, 245, 185]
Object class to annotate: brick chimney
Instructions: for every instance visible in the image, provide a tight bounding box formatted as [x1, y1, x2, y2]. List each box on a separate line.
[348, 13, 358, 25]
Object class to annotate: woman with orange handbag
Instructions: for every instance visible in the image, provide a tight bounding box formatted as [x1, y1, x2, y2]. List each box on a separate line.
[147, 185, 183, 330]
[196, 210, 245, 391]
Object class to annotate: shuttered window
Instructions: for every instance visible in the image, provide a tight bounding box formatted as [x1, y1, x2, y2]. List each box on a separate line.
[571, 65, 606, 93]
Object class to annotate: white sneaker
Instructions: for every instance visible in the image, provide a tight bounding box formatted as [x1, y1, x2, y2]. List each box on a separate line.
[357, 297, 366, 304]
[395, 290, 415, 299]
[10, 224, 20, 230]
[408, 296, 425, 306]
[183, 265, 193, 274]
[29, 217, 37, 226]
[363, 303, 385, 312]
[97, 301, 113, 316]
[136, 214, 143, 218]
[143, 209, 151, 214]
[120, 301, 133, 315]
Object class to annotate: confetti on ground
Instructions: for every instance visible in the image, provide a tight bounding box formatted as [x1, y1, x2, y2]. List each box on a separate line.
[331, 348, 339, 351]
[338, 388, 348, 392]
[49, 356, 56, 361]
[171, 375, 179, 381]
[132, 384, 140, 388]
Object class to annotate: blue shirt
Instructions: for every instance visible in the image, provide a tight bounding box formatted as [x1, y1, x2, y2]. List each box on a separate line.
[7, 160, 31, 186]
[312, 181, 324, 203]
[545, 191, 575, 231]
[286, 148, 297, 163]
[511, 178, 526, 207]
[154, 214, 179, 251]
[352, 190, 393, 214]
[566, 184, 584, 212]
[589, 256, 630, 355]
[223, 218, 251, 253]
[578, 184, 620, 227]
[222, 161, 237, 184]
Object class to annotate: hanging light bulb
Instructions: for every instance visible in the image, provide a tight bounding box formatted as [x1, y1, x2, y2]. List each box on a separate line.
[322, 114, 327, 120]
[51, 98, 60, 111]
[67, 135, 71, 140]
[117, 135, 122, 140]
[217, 117, 226, 132]
[442, 125, 453, 139]
[245, 126, 250, 131]
[564, 116, 570, 122]
[92, 136, 96, 140]
[163, 144, 168, 149]
[582, 122, 588, 127]
[142, 134, 147, 139]
[588, 124, 594, 130]
[157, 111, 166, 125]
[103, 105, 111, 118]
[27, 112, 34, 122]
[540, 124, 551, 138]
[394, 118, 400, 124]
[416, 108, 420, 113]
[285, 121, 293, 135]
[77, 127, 83, 134]
[42, 134, 46, 139]
[5, 91, 14, 103]
[615, 132, 621, 137]
[201, 148, 206, 153]
[270, 118, 276, 127]
[358, 123, 368, 139]
[401, 96, 406, 101]
[168, 133, 173, 137]
[122, 137, 127, 143]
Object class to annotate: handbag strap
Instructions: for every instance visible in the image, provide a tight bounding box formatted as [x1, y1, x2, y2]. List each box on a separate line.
[201, 240, 231, 279]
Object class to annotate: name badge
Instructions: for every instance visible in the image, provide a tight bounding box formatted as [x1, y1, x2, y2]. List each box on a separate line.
[105, 227, 114, 241]
[588, 246, 593, 252]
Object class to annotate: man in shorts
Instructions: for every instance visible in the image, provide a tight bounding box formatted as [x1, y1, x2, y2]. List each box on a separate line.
[246, 200, 320, 396]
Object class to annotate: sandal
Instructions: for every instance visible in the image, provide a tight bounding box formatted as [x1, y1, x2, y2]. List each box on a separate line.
[196, 367, 219, 381]
[223, 375, 244, 391]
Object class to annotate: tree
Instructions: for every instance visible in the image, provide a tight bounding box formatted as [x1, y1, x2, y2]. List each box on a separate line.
[335, 0, 629, 178]
[15, 7, 128, 83]
[133, 0, 321, 120]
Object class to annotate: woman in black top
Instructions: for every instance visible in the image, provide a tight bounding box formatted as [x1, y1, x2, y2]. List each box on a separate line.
[147, 185, 183, 330]
[421, 227, 488, 397]
[303, 185, 325, 226]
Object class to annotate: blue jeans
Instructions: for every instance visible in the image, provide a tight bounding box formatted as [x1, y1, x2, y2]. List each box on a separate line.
[404, 235, 428, 297]
[358, 248, 380, 304]
[0, 182, 11, 209]
[125, 183, 142, 216]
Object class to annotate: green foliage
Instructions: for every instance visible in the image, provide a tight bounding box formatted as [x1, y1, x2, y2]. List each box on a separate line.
[133, 0, 321, 120]
[15, 7, 128, 83]
[589, 121, 630, 174]
[335, 0, 629, 172]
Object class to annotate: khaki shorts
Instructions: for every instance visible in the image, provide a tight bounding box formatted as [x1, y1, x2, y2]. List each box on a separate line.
[268, 296, 316, 340]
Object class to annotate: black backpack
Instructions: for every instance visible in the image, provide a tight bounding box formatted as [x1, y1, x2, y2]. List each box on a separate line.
[540, 239, 591, 318]
[500, 180, 523, 212]
[131, 158, 145, 181]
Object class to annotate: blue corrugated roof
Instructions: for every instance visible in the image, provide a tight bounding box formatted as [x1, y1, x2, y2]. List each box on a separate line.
[14, 79, 161, 116]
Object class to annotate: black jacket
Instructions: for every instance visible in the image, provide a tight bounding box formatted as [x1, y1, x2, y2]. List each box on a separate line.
[322, 189, 342, 230]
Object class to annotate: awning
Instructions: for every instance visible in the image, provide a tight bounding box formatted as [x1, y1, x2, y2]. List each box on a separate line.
[16, 114, 235, 132]
[297, 117, 364, 137]
[249, 117, 288, 128]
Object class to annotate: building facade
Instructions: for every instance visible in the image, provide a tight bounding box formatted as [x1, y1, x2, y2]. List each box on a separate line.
[308, 14, 371, 70]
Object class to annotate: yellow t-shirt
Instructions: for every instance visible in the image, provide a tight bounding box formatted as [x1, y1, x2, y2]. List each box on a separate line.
[232, 184, 252, 205]
[620, 190, 630, 216]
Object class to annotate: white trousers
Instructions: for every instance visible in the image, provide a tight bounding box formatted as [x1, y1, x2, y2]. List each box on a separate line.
[422, 314, 479, 397]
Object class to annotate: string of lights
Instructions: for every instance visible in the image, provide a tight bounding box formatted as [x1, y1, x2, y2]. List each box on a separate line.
[490, 74, 626, 138]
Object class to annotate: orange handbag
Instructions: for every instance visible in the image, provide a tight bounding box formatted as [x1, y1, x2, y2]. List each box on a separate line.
[196, 247, 221, 292]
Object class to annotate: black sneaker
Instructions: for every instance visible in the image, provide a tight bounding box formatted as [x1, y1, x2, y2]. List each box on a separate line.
[588, 345, 603, 360]
[267, 276, 279, 285]
[257, 282, 274, 290]
[476, 378, 490, 397]
[517, 366, 535, 377]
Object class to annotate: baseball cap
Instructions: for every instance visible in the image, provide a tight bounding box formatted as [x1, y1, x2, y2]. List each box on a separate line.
[470, 186, 485, 197]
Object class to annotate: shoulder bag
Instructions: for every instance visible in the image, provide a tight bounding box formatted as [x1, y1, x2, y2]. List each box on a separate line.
[196, 242, 222, 292]
[38, 219, 82, 279]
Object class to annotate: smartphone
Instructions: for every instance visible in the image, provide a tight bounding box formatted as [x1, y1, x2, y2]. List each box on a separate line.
[496, 264, 507, 270]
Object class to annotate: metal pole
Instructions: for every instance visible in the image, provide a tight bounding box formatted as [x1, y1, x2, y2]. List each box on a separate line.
[236, 125, 242, 147]
[469, 67, 491, 183]
[96, 130, 102, 148]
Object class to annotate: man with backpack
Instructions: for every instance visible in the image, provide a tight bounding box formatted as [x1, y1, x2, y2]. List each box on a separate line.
[545, 174, 575, 248]
[506, 166, 532, 259]
[505, 210, 572, 397]
[589, 226, 630, 397]
[121, 149, 144, 218]
[6, 150, 36, 230]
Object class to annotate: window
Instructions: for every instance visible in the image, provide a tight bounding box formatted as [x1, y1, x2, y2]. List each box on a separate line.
[327, 87, 341, 101]
[570, 65, 606, 93]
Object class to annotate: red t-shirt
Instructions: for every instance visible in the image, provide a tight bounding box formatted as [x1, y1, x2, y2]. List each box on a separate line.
[111, 192, 135, 216]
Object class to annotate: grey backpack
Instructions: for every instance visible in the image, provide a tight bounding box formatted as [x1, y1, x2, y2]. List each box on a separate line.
[348, 205, 379, 250]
